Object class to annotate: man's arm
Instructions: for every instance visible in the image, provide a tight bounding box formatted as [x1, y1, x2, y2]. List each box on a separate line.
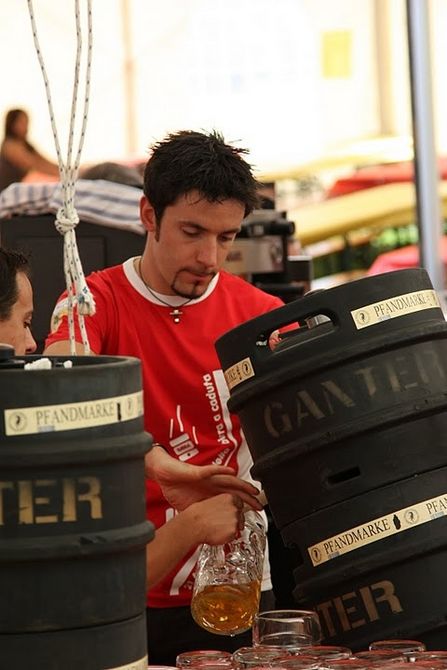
[44, 341, 98, 355]
[3, 139, 58, 176]
[146, 444, 263, 511]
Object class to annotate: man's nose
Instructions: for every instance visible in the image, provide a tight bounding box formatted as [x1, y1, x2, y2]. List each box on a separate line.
[196, 238, 218, 268]
[26, 329, 38, 354]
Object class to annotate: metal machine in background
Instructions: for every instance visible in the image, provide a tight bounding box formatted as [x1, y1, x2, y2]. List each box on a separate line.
[224, 209, 313, 303]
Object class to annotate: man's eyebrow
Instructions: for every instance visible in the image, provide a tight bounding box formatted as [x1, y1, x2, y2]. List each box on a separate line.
[180, 221, 241, 234]
[223, 227, 241, 235]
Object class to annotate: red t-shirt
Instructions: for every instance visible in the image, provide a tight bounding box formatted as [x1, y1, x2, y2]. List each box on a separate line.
[46, 258, 283, 607]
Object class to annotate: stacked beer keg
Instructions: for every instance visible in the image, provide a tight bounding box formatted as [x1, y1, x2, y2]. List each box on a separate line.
[215, 269, 447, 649]
[0, 349, 153, 669]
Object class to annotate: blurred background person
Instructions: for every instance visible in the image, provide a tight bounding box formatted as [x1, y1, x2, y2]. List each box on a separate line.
[0, 108, 59, 192]
[79, 160, 144, 188]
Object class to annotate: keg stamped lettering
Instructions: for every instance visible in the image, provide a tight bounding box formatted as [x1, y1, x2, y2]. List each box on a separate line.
[260, 340, 446, 444]
[316, 579, 403, 638]
[0, 476, 103, 525]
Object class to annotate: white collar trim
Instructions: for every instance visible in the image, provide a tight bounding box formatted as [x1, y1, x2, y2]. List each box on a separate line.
[123, 257, 219, 306]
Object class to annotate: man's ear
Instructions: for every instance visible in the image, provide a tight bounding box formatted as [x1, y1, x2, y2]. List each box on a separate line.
[140, 195, 157, 234]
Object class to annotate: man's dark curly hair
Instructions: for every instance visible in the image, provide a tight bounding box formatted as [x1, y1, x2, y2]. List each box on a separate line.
[143, 130, 260, 222]
[0, 248, 30, 321]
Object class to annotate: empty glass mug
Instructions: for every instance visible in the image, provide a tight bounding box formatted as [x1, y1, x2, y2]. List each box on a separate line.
[369, 641, 426, 653]
[252, 610, 322, 649]
[300, 646, 352, 661]
[191, 509, 266, 636]
[232, 646, 291, 669]
[354, 650, 406, 664]
[176, 651, 233, 668]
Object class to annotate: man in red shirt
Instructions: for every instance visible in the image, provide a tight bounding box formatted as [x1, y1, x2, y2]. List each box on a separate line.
[45, 130, 283, 662]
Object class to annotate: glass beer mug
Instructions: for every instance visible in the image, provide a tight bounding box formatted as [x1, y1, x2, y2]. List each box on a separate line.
[191, 509, 266, 636]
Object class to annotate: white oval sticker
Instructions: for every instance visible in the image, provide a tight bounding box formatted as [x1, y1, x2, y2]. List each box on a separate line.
[4, 391, 143, 436]
[351, 289, 441, 329]
[308, 491, 447, 567]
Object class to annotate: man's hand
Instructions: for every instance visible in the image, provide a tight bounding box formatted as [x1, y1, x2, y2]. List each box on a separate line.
[188, 493, 246, 545]
[145, 445, 263, 512]
[146, 493, 246, 589]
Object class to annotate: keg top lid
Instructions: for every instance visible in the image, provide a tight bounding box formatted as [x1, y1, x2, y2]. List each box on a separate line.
[0, 343, 25, 369]
[0, 352, 142, 372]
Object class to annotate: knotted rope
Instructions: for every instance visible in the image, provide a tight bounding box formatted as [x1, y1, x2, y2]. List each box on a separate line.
[27, 0, 95, 355]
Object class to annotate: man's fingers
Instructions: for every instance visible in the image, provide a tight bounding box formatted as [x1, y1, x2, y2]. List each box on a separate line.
[232, 494, 243, 510]
[201, 472, 260, 495]
[256, 490, 268, 507]
[196, 465, 235, 479]
[236, 491, 263, 511]
[231, 495, 245, 532]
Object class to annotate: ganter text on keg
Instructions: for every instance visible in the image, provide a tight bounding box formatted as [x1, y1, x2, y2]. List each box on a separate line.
[0, 476, 102, 525]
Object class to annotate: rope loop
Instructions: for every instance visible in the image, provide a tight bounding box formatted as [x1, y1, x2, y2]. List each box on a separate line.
[28, 0, 94, 355]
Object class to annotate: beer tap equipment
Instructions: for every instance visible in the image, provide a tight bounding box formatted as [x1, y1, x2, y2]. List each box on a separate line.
[224, 210, 312, 302]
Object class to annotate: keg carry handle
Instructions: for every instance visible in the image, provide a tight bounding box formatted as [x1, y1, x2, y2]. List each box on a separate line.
[215, 288, 348, 373]
[216, 267, 443, 382]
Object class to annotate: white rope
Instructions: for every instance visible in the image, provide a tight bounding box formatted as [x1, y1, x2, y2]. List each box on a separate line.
[27, 0, 95, 355]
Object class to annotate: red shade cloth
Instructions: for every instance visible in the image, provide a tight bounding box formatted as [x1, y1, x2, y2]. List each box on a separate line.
[367, 237, 447, 276]
[328, 158, 447, 198]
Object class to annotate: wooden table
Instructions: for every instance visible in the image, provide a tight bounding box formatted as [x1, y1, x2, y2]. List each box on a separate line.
[289, 180, 447, 247]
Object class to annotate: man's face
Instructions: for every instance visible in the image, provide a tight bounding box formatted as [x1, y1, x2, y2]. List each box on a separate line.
[0, 272, 37, 355]
[141, 191, 244, 298]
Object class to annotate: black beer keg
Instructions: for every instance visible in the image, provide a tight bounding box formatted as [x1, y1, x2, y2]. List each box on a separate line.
[296, 542, 447, 649]
[215, 269, 447, 648]
[2, 614, 148, 670]
[0, 350, 153, 669]
[284, 463, 447, 582]
[285, 465, 447, 648]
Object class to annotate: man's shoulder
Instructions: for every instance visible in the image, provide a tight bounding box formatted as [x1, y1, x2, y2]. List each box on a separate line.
[218, 271, 282, 306]
[214, 272, 283, 326]
[86, 262, 127, 289]
[47, 262, 129, 347]
[218, 270, 261, 292]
